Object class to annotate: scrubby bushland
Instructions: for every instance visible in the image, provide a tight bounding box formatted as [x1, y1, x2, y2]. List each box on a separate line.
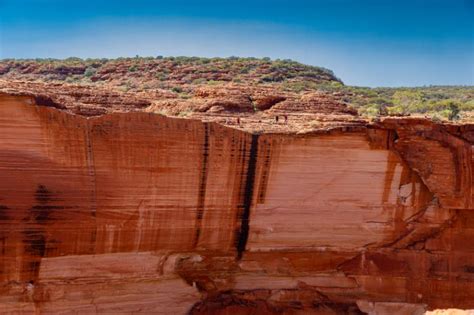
[0, 56, 472, 121]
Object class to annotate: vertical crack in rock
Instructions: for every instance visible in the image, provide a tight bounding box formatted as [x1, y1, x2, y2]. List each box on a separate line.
[235, 134, 259, 259]
[382, 153, 399, 204]
[256, 139, 272, 204]
[193, 123, 210, 248]
[388, 129, 398, 149]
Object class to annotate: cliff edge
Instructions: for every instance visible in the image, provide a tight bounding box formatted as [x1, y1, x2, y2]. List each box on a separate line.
[0, 59, 473, 314]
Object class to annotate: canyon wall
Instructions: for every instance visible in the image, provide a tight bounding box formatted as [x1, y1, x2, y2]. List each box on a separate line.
[0, 94, 473, 314]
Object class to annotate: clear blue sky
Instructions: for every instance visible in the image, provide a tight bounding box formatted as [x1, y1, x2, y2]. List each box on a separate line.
[0, 0, 473, 87]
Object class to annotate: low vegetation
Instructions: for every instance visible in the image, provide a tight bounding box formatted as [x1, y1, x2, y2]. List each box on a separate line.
[312, 83, 473, 121]
[0, 56, 472, 121]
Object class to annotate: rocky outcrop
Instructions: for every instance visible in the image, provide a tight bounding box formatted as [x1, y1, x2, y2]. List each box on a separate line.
[0, 92, 473, 314]
[376, 119, 472, 210]
[0, 81, 153, 116]
[271, 92, 358, 115]
[0, 80, 365, 135]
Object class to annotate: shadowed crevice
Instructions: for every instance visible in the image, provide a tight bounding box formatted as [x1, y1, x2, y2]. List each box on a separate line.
[34, 95, 67, 109]
[235, 134, 259, 259]
[193, 123, 210, 248]
[256, 139, 273, 204]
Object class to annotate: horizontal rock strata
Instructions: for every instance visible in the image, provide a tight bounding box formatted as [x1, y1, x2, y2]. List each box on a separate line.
[0, 93, 473, 314]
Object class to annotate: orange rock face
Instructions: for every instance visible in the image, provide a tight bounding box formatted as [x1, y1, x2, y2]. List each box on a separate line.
[0, 93, 473, 314]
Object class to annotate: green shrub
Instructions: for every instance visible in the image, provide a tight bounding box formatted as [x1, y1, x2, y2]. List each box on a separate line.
[84, 67, 96, 77]
[448, 103, 460, 121]
[431, 114, 442, 122]
[207, 80, 224, 86]
[192, 78, 207, 85]
[155, 73, 168, 81]
[171, 86, 183, 93]
[359, 104, 385, 117]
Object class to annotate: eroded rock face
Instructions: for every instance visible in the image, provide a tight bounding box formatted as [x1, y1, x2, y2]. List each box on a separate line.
[0, 94, 473, 314]
[0, 80, 364, 134]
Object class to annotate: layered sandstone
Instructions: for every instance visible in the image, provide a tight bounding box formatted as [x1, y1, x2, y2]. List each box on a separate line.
[0, 86, 473, 314]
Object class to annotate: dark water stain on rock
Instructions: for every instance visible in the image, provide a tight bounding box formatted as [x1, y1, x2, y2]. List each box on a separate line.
[235, 134, 259, 259]
[21, 184, 59, 282]
[32, 185, 60, 223]
[0, 204, 9, 220]
[193, 124, 210, 248]
[465, 265, 474, 273]
[22, 229, 46, 281]
[22, 230, 46, 257]
[256, 139, 273, 205]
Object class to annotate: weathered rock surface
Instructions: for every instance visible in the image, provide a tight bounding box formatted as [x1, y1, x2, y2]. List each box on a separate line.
[0, 89, 473, 314]
[0, 80, 366, 135]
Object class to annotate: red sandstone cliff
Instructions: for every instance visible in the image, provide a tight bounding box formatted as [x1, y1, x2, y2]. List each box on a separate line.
[0, 86, 473, 314]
